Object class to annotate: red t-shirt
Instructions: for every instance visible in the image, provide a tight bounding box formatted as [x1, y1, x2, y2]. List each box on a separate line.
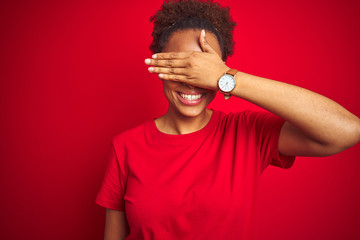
[95, 110, 295, 239]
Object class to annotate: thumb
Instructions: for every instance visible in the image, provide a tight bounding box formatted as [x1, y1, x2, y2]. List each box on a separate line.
[200, 29, 216, 53]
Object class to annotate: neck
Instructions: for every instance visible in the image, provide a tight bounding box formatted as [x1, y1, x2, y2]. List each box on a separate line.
[156, 108, 213, 135]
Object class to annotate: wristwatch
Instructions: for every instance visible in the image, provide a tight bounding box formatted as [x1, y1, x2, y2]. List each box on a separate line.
[218, 69, 238, 100]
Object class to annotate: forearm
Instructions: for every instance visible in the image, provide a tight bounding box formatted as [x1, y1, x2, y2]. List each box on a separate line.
[104, 209, 129, 240]
[232, 71, 360, 149]
[144, 31, 360, 152]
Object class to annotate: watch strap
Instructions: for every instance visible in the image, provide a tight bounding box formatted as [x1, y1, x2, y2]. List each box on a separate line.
[226, 68, 238, 77]
[219, 68, 238, 100]
[224, 94, 231, 100]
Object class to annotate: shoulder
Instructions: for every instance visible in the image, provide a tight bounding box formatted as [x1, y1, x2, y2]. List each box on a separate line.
[112, 120, 150, 147]
[214, 109, 282, 132]
[215, 109, 268, 123]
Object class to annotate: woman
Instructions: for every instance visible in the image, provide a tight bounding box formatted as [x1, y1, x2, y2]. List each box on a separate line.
[96, 0, 360, 239]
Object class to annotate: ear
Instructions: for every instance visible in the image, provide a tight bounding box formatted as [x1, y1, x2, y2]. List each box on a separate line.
[199, 29, 216, 54]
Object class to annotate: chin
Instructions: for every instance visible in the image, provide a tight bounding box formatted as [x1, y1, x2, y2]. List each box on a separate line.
[174, 103, 209, 118]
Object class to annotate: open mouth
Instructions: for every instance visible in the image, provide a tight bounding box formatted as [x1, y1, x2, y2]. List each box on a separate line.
[179, 93, 203, 100]
[176, 92, 205, 105]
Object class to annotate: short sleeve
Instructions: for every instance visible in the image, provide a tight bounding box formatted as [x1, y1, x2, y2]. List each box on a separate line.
[246, 111, 296, 173]
[95, 138, 127, 211]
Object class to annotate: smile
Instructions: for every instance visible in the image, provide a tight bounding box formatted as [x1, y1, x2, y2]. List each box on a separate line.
[176, 92, 205, 106]
[180, 93, 203, 100]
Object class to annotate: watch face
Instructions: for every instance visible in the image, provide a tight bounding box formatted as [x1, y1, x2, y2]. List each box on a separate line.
[218, 74, 236, 92]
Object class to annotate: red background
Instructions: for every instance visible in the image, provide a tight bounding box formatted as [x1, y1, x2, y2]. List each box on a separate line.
[1, 0, 360, 239]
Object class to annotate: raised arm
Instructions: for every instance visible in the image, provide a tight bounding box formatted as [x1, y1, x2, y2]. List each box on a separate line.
[145, 29, 360, 157]
[230, 71, 360, 157]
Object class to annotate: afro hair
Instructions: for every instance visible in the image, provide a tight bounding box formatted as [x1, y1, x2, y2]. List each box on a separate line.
[149, 0, 236, 61]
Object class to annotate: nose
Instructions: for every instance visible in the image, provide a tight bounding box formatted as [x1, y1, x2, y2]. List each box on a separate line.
[182, 83, 196, 89]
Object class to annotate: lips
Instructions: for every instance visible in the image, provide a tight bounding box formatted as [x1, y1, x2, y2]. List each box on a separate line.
[176, 91, 205, 106]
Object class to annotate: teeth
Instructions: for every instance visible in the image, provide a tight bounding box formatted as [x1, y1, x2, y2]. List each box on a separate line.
[180, 93, 203, 101]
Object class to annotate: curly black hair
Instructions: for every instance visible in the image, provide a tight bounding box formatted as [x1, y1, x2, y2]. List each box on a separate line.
[149, 0, 236, 61]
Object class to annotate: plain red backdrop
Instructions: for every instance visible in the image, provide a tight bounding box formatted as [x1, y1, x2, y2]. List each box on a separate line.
[1, 0, 359, 239]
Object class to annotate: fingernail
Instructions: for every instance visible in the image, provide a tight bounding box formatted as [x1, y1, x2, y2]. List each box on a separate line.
[148, 67, 154, 72]
[159, 73, 164, 78]
[145, 59, 151, 64]
[152, 54, 157, 59]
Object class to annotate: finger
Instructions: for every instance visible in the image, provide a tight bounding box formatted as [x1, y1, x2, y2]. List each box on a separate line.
[145, 58, 188, 68]
[158, 73, 188, 82]
[148, 66, 187, 75]
[199, 29, 216, 54]
[151, 52, 192, 60]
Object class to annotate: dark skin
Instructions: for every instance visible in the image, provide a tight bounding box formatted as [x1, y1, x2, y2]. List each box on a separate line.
[145, 29, 360, 156]
[103, 28, 360, 240]
[149, 29, 223, 134]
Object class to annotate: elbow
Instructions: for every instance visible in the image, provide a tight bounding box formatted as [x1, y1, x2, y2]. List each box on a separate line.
[334, 118, 360, 152]
[321, 118, 360, 156]
[350, 119, 360, 147]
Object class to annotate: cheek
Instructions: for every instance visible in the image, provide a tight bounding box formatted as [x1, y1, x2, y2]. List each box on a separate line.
[162, 81, 179, 97]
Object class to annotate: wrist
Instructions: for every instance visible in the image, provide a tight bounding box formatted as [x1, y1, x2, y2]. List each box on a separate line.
[214, 65, 230, 88]
[217, 68, 238, 100]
